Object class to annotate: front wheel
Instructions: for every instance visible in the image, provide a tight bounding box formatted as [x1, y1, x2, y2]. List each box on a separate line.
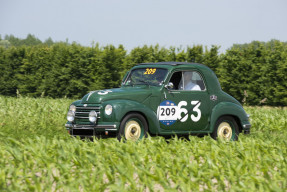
[117, 113, 148, 141]
[212, 116, 239, 141]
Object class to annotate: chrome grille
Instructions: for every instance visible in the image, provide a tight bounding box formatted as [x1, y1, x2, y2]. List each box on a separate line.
[75, 106, 100, 123]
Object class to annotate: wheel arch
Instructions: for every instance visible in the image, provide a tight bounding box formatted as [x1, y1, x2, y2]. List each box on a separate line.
[212, 114, 243, 133]
[120, 111, 149, 133]
[232, 115, 243, 133]
[103, 100, 161, 134]
[210, 102, 248, 133]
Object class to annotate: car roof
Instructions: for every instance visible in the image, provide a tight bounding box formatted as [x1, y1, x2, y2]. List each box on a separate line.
[139, 61, 204, 66]
[136, 61, 210, 71]
[134, 61, 222, 91]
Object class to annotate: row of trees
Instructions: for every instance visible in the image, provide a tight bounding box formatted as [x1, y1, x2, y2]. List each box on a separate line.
[0, 37, 286, 106]
[219, 41, 287, 106]
[0, 34, 55, 48]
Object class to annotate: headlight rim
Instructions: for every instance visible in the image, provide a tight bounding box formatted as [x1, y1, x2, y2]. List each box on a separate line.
[89, 110, 98, 123]
[69, 104, 76, 112]
[67, 110, 75, 122]
[105, 104, 113, 116]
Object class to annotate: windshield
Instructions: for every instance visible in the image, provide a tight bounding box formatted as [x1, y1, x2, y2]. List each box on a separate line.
[124, 68, 168, 86]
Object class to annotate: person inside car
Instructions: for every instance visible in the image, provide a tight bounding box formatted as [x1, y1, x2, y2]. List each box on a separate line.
[179, 71, 201, 91]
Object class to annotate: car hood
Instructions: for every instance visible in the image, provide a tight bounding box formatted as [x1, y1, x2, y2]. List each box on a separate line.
[81, 86, 154, 104]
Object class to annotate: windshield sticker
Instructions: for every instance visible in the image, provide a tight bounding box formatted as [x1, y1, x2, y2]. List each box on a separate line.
[144, 68, 156, 75]
[157, 100, 202, 126]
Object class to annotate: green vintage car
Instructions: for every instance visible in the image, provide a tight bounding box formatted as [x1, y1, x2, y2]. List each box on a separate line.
[65, 62, 251, 141]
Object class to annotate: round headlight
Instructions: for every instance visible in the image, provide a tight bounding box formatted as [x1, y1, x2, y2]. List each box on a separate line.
[67, 110, 75, 122]
[89, 111, 98, 123]
[69, 105, 76, 112]
[105, 104, 113, 115]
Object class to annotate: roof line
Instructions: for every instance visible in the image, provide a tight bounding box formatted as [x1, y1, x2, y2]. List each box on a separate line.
[138, 61, 204, 66]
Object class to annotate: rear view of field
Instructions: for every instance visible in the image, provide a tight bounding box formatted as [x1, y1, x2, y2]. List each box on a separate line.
[0, 96, 286, 191]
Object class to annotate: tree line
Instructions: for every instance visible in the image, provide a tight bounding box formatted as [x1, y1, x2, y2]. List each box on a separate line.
[0, 34, 55, 47]
[0, 35, 286, 106]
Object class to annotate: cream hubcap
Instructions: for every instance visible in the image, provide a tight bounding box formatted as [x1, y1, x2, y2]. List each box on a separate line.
[125, 120, 141, 141]
[217, 122, 232, 140]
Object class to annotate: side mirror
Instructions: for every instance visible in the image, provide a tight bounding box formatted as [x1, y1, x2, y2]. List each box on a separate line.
[124, 80, 131, 85]
[165, 82, 174, 90]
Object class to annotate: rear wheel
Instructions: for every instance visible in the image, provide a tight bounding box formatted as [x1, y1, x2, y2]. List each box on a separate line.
[117, 113, 148, 141]
[212, 116, 239, 141]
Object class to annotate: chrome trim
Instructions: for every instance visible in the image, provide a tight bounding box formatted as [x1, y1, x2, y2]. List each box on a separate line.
[73, 124, 117, 129]
[65, 124, 73, 128]
[210, 95, 217, 101]
[72, 128, 117, 131]
[86, 91, 96, 101]
[243, 124, 251, 129]
[75, 116, 100, 119]
[165, 82, 174, 89]
[75, 116, 101, 119]
[73, 125, 94, 128]
[73, 127, 94, 130]
[105, 128, 117, 131]
[76, 106, 101, 110]
[76, 111, 100, 114]
[75, 112, 100, 119]
[75, 116, 89, 119]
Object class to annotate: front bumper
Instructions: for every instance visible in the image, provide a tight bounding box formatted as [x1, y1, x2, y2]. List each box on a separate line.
[65, 123, 119, 138]
[242, 123, 251, 134]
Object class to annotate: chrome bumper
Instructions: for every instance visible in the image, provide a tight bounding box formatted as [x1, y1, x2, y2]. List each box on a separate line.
[243, 123, 251, 134]
[65, 123, 118, 137]
[65, 123, 117, 131]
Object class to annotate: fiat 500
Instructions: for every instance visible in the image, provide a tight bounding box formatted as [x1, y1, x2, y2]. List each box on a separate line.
[65, 62, 251, 141]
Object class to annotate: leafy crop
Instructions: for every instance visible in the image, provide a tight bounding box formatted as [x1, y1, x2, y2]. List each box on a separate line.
[0, 96, 73, 139]
[0, 96, 286, 191]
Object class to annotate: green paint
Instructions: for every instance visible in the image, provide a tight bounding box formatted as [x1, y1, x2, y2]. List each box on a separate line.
[66, 62, 251, 139]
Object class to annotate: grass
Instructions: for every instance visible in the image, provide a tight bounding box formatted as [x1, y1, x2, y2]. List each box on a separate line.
[0, 96, 286, 191]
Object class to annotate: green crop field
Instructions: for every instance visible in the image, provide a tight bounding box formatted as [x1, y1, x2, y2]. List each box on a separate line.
[0, 96, 286, 191]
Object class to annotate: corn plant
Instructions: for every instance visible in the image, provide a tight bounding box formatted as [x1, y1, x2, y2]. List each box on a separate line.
[0, 97, 286, 191]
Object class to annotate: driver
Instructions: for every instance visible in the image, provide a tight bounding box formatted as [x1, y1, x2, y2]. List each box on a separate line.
[179, 72, 201, 90]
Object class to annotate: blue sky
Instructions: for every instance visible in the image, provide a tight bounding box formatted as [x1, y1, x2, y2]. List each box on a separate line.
[0, 0, 286, 52]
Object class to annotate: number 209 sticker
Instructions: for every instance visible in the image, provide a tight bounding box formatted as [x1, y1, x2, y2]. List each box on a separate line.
[157, 100, 201, 126]
[157, 100, 177, 125]
[144, 68, 156, 74]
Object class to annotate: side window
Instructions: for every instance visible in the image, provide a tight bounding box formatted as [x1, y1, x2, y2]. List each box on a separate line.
[169, 71, 205, 91]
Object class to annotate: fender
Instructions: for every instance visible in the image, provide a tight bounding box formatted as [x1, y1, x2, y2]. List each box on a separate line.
[102, 100, 160, 134]
[210, 102, 249, 133]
